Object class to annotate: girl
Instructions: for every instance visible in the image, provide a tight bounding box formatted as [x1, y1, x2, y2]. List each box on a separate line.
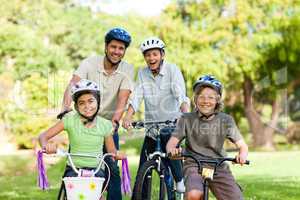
[39, 79, 125, 199]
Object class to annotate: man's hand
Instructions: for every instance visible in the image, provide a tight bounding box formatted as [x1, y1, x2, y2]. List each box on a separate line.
[111, 117, 119, 130]
[57, 108, 72, 120]
[122, 115, 133, 130]
[167, 147, 182, 158]
[180, 102, 189, 113]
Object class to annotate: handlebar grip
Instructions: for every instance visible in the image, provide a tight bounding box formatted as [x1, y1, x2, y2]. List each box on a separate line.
[113, 121, 120, 133]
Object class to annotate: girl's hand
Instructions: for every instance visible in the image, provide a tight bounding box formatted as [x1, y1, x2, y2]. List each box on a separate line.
[43, 143, 57, 154]
[114, 151, 127, 160]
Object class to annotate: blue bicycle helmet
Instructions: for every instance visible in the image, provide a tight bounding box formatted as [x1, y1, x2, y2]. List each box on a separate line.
[105, 27, 131, 48]
[193, 75, 223, 96]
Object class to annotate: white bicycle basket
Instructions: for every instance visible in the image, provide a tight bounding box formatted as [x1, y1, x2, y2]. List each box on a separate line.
[63, 176, 105, 200]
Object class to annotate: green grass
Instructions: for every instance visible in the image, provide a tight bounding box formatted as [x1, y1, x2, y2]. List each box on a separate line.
[0, 142, 300, 200]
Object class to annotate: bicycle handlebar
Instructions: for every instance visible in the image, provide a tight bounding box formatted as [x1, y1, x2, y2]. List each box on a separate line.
[132, 119, 177, 129]
[42, 149, 114, 176]
[168, 152, 250, 167]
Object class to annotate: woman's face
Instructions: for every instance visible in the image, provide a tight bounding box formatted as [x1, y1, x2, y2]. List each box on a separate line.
[77, 93, 98, 117]
[144, 49, 164, 71]
[196, 87, 218, 116]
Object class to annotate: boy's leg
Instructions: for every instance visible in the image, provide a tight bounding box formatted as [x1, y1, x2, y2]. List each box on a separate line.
[209, 166, 243, 200]
[103, 132, 122, 200]
[184, 166, 204, 199]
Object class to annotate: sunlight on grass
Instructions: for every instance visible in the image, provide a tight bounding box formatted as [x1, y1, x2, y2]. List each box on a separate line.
[0, 145, 299, 200]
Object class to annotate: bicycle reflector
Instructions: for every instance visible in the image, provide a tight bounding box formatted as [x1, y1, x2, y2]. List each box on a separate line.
[201, 167, 215, 180]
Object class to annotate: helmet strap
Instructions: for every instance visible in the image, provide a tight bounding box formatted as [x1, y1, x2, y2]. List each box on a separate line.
[199, 111, 217, 120]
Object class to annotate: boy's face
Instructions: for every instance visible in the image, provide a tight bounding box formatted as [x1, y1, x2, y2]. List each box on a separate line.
[196, 87, 218, 115]
[77, 93, 98, 117]
[105, 39, 126, 64]
[144, 49, 164, 71]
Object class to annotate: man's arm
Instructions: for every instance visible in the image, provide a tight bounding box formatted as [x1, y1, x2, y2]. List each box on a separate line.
[171, 66, 190, 113]
[111, 89, 131, 125]
[61, 75, 81, 112]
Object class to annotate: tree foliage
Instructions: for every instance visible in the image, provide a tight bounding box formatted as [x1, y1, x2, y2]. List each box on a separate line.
[1, 0, 299, 148]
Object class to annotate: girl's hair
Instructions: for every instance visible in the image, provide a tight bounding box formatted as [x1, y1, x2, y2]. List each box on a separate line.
[193, 85, 224, 112]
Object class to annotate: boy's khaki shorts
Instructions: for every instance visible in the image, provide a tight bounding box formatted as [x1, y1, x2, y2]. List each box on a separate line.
[184, 165, 243, 200]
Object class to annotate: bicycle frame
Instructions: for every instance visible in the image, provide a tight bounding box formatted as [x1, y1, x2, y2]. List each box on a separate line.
[132, 120, 184, 200]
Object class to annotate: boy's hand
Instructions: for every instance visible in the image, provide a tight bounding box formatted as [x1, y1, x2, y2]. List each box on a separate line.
[235, 152, 247, 165]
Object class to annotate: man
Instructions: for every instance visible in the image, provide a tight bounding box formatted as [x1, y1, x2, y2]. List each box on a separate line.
[60, 27, 134, 200]
[123, 37, 190, 199]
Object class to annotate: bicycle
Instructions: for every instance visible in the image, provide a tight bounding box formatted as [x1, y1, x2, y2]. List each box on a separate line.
[43, 149, 113, 200]
[132, 120, 184, 200]
[172, 151, 250, 200]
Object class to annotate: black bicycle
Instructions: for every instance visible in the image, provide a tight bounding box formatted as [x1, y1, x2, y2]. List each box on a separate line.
[172, 152, 250, 200]
[132, 120, 184, 200]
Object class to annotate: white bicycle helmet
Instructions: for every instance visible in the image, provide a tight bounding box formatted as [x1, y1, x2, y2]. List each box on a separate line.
[140, 37, 165, 53]
[71, 79, 100, 101]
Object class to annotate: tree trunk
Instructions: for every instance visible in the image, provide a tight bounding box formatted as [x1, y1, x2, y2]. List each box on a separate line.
[243, 76, 278, 150]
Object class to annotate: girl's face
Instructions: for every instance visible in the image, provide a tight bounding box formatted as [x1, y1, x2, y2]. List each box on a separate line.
[144, 49, 164, 71]
[77, 93, 98, 117]
[196, 87, 218, 116]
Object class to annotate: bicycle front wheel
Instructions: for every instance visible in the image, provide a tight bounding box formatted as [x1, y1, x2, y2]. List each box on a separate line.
[135, 159, 169, 200]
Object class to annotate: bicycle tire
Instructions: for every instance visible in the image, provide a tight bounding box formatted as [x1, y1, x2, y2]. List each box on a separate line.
[135, 159, 169, 200]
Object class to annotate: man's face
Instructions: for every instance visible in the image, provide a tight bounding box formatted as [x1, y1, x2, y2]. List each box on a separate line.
[105, 40, 126, 64]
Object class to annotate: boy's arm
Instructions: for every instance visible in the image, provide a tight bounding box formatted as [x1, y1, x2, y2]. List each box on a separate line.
[39, 121, 64, 153]
[234, 139, 248, 164]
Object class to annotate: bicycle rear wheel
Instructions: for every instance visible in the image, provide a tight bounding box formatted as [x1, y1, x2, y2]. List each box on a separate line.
[135, 159, 169, 200]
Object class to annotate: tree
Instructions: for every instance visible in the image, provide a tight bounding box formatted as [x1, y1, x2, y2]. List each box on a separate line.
[164, 0, 300, 149]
